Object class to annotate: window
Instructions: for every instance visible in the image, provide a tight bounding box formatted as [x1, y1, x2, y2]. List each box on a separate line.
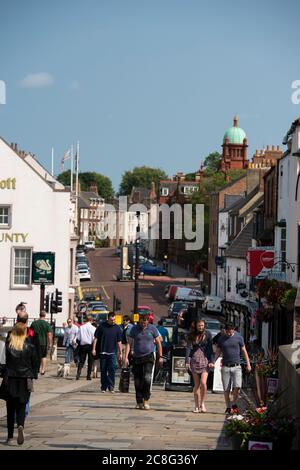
[12, 248, 32, 287]
[161, 187, 169, 196]
[281, 228, 286, 272]
[227, 266, 231, 292]
[183, 186, 198, 194]
[280, 166, 283, 199]
[0, 206, 11, 228]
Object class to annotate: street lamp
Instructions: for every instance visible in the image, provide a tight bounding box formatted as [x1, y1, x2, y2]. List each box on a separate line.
[133, 211, 141, 316]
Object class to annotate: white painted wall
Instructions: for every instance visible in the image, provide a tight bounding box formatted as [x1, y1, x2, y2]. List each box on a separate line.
[0, 138, 71, 326]
[275, 123, 300, 286]
[225, 257, 248, 304]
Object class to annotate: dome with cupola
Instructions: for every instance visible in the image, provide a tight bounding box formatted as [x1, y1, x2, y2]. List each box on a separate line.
[223, 115, 247, 144]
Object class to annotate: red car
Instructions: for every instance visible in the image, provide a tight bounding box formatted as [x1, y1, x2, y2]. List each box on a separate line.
[137, 306, 154, 324]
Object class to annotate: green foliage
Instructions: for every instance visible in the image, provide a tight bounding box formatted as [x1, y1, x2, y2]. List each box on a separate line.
[57, 171, 114, 200]
[184, 172, 196, 181]
[203, 152, 222, 173]
[119, 166, 168, 195]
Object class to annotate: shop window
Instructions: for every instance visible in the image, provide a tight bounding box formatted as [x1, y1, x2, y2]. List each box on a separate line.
[12, 248, 32, 287]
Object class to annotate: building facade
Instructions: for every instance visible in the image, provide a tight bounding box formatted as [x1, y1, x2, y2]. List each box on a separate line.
[0, 138, 76, 326]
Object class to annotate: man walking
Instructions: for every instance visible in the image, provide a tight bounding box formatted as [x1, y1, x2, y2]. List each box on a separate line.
[30, 311, 53, 375]
[214, 322, 251, 414]
[92, 312, 122, 392]
[125, 312, 163, 410]
[76, 315, 95, 380]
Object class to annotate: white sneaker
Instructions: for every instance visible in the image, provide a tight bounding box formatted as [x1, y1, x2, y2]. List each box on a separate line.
[144, 401, 150, 410]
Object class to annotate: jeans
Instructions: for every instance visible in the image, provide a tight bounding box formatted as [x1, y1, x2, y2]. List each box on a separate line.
[100, 354, 116, 391]
[65, 345, 74, 364]
[132, 359, 154, 404]
[7, 397, 27, 439]
[77, 344, 94, 378]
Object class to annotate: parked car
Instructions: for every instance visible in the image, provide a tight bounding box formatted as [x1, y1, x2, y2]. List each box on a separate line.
[84, 240, 95, 250]
[202, 317, 221, 339]
[174, 287, 204, 302]
[140, 264, 166, 276]
[54, 326, 65, 347]
[87, 301, 108, 311]
[77, 244, 88, 253]
[202, 296, 224, 315]
[83, 293, 96, 302]
[165, 285, 181, 302]
[137, 306, 154, 324]
[78, 268, 91, 281]
[76, 262, 89, 272]
[168, 301, 193, 318]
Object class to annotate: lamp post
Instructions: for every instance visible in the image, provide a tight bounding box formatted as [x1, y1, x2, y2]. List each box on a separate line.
[133, 211, 141, 316]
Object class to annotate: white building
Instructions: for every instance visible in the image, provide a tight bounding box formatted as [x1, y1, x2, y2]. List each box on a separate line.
[275, 118, 300, 287]
[0, 138, 77, 326]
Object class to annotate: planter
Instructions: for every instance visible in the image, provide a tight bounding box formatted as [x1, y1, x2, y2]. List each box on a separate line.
[273, 435, 294, 450]
[231, 435, 243, 450]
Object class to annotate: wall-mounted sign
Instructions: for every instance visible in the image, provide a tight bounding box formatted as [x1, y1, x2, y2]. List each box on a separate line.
[32, 252, 55, 285]
[247, 248, 274, 277]
[0, 233, 28, 243]
[0, 178, 16, 189]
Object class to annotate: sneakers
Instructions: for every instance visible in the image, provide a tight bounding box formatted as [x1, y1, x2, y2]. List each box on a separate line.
[193, 407, 200, 413]
[135, 403, 144, 409]
[86, 376, 92, 380]
[101, 390, 106, 393]
[17, 426, 24, 445]
[5, 438, 13, 446]
[109, 389, 115, 393]
[143, 401, 150, 410]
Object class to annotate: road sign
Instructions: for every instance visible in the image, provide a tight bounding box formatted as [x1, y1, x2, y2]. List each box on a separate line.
[32, 252, 55, 284]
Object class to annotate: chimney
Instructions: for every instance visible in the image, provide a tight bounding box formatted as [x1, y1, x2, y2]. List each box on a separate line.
[90, 183, 98, 194]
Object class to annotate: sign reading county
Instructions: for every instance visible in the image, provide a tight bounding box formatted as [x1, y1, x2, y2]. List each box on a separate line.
[32, 252, 55, 284]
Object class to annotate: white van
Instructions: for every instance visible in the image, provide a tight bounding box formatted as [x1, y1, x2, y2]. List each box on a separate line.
[174, 287, 204, 302]
[84, 240, 95, 250]
[202, 296, 223, 315]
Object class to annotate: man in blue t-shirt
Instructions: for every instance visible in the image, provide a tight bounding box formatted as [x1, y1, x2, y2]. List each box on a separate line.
[92, 313, 122, 392]
[125, 312, 162, 410]
[214, 322, 251, 414]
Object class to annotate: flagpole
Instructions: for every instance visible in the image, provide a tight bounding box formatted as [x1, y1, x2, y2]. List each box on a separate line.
[75, 140, 80, 231]
[51, 147, 54, 176]
[70, 145, 74, 193]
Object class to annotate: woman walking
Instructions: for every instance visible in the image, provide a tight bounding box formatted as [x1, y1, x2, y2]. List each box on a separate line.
[185, 319, 214, 413]
[2, 322, 39, 445]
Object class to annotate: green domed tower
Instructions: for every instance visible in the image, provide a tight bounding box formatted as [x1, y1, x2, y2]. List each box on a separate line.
[221, 115, 248, 172]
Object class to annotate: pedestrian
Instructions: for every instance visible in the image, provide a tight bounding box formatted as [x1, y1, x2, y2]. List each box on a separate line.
[76, 315, 95, 380]
[185, 319, 214, 413]
[212, 324, 226, 348]
[63, 318, 79, 366]
[124, 312, 163, 410]
[214, 322, 251, 414]
[92, 312, 122, 392]
[0, 322, 39, 445]
[156, 320, 170, 353]
[120, 315, 133, 363]
[30, 311, 53, 375]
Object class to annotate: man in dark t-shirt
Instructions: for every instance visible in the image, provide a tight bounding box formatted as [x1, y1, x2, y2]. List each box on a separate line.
[214, 322, 251, 414]
[30, 311, 53, 375]
[92, 313, 122, 392]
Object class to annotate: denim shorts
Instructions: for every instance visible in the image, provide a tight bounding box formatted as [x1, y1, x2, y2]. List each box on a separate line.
[221, 365, 242, 391]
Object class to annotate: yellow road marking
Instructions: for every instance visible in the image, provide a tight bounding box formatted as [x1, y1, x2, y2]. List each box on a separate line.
[101, 285, 110, 300]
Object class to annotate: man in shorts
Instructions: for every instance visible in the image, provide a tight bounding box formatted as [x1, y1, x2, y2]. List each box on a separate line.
[214, 322, 251, 414]
[30, 311, 53, 375]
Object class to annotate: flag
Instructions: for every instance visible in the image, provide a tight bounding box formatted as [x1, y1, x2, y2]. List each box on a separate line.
[60, 149, 71, 172]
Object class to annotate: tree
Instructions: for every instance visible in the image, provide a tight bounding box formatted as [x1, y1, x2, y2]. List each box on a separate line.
[119, 166, 168, 195]
[203, 152, 222, 175]
[57, 171, 114, 200]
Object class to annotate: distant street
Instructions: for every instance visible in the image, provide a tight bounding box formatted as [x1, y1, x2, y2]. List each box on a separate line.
[80, 248, 200, 323]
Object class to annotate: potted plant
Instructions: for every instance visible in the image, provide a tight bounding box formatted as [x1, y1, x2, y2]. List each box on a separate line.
[279, 287, 297, 311]
[224, 406, 298, 450]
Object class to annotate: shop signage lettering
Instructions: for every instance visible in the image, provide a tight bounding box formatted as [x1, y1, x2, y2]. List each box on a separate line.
[0, 178, 16, 189]
[0, 233, 28, 243]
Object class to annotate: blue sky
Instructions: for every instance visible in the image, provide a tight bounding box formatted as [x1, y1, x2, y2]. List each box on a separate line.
[0, 0, 300, 191]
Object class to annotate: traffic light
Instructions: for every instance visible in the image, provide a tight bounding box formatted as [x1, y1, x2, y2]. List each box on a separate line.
[55, 289, 63, 313]
[115, 298, 121, 311]
[50, 293, 56, 314]
[44, 293, 50, 313]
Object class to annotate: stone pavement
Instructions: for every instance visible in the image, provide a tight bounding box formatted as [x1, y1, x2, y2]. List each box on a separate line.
[0, 361, 233, 451]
